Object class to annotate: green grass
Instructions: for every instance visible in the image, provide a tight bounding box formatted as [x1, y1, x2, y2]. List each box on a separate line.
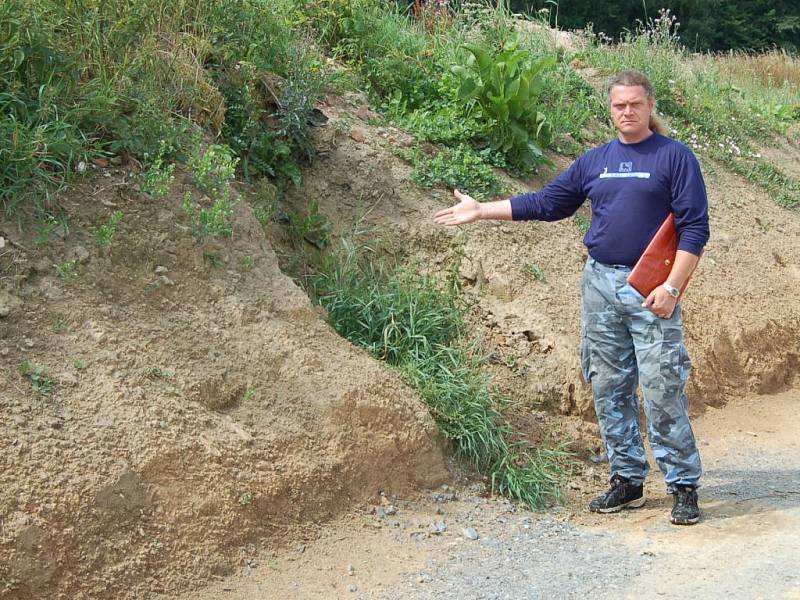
[1, 0, 326, 217]
[305, 237, 569, 508]
[94, 211, 123, 248]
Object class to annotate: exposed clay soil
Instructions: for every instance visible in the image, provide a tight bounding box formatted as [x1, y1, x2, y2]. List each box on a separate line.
[172, 388, 800, 600]
[1, 84, 799, 599]
[0, 165, 448, 599]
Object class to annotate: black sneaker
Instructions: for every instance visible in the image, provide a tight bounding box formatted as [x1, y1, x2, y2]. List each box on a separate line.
[670, 485, 700, 525]
[589, 475, 645, 513]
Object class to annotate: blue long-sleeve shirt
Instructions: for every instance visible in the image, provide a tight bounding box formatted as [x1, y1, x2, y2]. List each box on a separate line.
[510, 133, 710, 266]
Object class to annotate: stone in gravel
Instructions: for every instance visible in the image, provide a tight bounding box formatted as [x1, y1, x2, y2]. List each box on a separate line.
[384, 505, 397, 515]
[429, 521, 447, 535]
[590, 452, 608, 463]
[463, 527, 479, 540]
[348, 585, 358, 593]
[58, 372, 78, 387]
[70, 246, 91, 264]
[154, 266, 169, 274]
[347, 564, 355, 576]
[0, 291, 22, 318]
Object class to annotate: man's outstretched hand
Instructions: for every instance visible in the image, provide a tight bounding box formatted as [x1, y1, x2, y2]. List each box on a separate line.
[433, 189, 482, 226]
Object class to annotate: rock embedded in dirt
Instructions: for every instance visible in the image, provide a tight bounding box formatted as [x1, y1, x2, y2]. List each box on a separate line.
[350, 128, 366, 143]
[69, 245, 91, 264]
[0, 291, 22, 318]
[429, 521, 447, 535]
[58, 372, 78, 387]
[462, 527, 479, 540]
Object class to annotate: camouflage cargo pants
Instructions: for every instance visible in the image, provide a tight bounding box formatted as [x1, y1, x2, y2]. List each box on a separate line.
[581, 258, 702, 490]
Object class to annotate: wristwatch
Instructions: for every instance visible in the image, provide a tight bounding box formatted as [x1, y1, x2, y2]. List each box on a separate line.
[662, 282, 680, 298]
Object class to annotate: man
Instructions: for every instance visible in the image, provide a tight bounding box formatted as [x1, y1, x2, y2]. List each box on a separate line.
[433, 70, 709, 525]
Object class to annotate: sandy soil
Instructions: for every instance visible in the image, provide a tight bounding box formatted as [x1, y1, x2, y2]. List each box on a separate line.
[1, 83, 798, 599]
[176, 388, 800, 600]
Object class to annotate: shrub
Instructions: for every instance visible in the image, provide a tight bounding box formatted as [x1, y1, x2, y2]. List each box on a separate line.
[452, 36, 555, 171]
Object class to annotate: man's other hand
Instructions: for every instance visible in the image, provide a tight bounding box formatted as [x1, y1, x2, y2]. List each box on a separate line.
[643, 285, 679, 319]
[433, 189, 481, 226]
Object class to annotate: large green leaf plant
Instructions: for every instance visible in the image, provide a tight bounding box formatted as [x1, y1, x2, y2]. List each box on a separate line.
[452, 36, 555, 171]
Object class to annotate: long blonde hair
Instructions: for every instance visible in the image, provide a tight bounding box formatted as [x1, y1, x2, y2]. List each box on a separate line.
[607, 70, 669, 136]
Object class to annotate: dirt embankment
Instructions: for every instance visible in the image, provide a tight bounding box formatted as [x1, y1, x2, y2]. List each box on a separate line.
[0, 167, 448, 599]
[1, 87, 799, 599]
[288, 91, 800, 436]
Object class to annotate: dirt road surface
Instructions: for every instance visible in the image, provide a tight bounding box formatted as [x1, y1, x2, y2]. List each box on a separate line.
[180, 388, 800, 600]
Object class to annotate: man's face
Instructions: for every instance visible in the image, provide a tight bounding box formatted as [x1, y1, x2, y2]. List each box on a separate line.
[609, 85, 655, 141]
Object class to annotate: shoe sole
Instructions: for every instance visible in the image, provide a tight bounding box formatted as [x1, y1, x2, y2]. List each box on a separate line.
[670, 515, 700, 525]
[591, 496, 646, 514]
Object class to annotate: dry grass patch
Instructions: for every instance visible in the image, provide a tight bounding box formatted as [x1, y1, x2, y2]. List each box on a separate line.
[717, 49, 800, 89]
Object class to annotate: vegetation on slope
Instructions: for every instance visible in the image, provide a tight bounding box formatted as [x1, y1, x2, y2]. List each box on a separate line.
[4, 0, 799, 507]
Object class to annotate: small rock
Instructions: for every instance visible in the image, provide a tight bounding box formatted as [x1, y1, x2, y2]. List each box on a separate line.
[24, 338, 34, 348]
[589, 452, 608, 464]
[0, 291, 22, 318]
[58, 372, 78, 387]
[384, 505, 397, 516]
[429, 521, 447, 535]
[348, 585, 358, 593]
[295, 544, 306, 554]
[356, 105, 373, 121]
[158, 275, 175, 286]
[70, 245, 91, 264]
[462, 527, 479, 540]
[154, 266, 169, 274]
[347, 564, 355, 576]
[350, 128, 366, 143]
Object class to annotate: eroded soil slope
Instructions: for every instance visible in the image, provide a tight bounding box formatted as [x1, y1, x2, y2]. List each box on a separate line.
[0, 170, 448, 599]
[287, 92, 800, 437]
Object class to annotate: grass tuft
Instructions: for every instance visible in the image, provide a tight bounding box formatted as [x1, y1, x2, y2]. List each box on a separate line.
[305, 237, 569, 508]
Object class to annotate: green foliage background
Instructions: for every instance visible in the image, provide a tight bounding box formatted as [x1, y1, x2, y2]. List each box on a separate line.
[512, 0, 800, 52]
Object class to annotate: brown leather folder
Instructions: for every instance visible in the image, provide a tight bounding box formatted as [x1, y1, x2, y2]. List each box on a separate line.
[627, 213, 697, 299]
